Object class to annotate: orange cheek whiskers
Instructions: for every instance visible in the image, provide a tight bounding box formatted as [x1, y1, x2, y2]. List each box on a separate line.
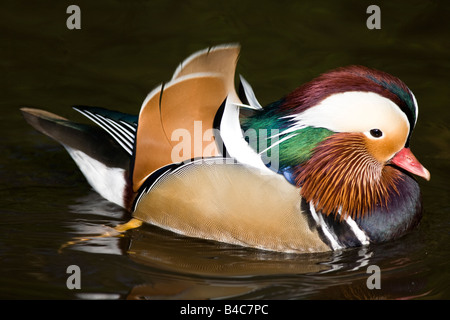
[295, 133, 403, 220]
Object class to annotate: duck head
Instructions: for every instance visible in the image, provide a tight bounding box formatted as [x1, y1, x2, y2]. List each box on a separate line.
[241, 65, 430, 220]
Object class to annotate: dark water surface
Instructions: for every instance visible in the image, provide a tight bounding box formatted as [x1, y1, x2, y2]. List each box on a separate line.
[1, 1, 449, 300]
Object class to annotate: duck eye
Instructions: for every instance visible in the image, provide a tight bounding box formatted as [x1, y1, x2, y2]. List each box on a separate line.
[370, 129, 383, 138]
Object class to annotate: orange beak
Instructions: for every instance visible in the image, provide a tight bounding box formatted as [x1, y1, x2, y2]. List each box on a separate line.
[390, 147, 431, 181]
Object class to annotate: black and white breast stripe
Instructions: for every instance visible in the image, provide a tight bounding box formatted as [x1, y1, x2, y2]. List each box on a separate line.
[307, 200, 371, 250]
[74, 107, 137, 156]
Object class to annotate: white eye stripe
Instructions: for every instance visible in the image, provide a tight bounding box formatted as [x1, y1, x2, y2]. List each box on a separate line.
[409, 89, 419, 126]
[288, 91, 409, 135]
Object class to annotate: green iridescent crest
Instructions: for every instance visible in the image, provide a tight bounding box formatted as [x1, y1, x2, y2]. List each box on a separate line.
[241, 104, 334, 170]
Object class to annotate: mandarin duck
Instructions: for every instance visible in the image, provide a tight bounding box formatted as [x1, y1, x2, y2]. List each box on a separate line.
[21, 44, 430, 253]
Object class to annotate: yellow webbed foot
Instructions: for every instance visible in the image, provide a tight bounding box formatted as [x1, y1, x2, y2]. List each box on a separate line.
[58, 218, 143, 253]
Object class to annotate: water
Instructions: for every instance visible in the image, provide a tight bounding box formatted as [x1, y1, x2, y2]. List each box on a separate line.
[1, 1, 449, 300]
